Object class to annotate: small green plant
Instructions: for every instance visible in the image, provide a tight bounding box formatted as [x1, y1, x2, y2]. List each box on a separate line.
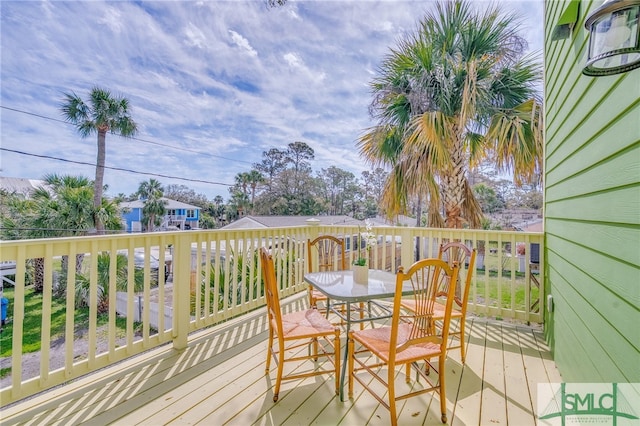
[353, 220, 377, 266]
[59, 252, 144, 313]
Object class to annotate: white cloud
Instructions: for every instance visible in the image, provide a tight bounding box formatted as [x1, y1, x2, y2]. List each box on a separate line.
[184, 22, 207, 49]
[98, 6, 124, 34]
[282, 52, 326, 83]
[0, 0, 544, 199]
[229, 30, 258, 57]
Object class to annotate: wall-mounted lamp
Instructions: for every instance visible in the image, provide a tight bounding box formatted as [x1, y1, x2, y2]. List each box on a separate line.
[583, 0, 640, 76]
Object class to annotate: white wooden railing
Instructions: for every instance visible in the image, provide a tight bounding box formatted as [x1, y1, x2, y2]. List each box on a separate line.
[0, 224, 543, 404]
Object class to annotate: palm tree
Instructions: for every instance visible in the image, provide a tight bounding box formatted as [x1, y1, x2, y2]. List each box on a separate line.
[1, 174, 124, 292]
[60, 87, 137, 234]
[72, 252, 144, 313]
[137, 179, 166, 232]
[30, 174, 95, 237]
[358, 0, 543, 229]
[245, 170, 264, 214]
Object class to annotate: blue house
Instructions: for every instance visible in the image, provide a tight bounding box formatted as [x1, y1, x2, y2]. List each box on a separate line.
[120, 197, 201, 232]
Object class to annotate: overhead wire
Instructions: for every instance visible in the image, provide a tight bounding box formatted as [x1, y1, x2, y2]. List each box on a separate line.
[0, 148, 233, 187]
[0, 105, 254, 187]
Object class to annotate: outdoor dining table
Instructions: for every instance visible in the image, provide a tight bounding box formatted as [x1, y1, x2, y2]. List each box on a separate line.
[303, 269, 414, 401]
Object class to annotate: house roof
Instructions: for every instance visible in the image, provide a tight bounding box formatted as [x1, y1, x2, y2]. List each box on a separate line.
[221, 215, 365, 229]
[0, 176, 49, 197]
[514, 220, 543, 232]
[221, 214, 420, 230]
[119, 197, 201, 210]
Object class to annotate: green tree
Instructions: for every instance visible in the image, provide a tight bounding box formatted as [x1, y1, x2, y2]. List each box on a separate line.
[358, 0, 542, 229]
[253, 148, 287, 214]
[285, 141, 314, 200]
[473, 183, 505, 214]
[1, 174, 123, 292]
[60, 87, 137, 234]
[164, 184, 209, 208]
[317, 166, 358, 215]
[245, 170, 264, 214]
[254, 148, 287, 193]
[71, 252, 144, 313]
[137, 179, 166, 232]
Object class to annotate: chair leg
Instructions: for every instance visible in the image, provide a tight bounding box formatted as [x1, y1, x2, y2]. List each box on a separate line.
[359, 302, 365, 330]
[309, 289, 315, 309]
[439, 353, 447, 423]
[273, 340, 285, 402]
[388, 367, 398, 426]
[459, 318, 466, 363]
[265, 329, 274, 372]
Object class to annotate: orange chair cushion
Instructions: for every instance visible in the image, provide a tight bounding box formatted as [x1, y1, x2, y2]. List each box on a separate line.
[278, 309, 335, 338]
[351, 323, 442, 363]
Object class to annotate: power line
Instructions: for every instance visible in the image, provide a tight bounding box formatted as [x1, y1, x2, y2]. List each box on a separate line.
[0, 105, 255, 165]
[1, 148, 233, 187]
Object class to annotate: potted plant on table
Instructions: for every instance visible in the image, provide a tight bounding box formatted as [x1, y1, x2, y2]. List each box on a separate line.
[352, 220, 377, 283]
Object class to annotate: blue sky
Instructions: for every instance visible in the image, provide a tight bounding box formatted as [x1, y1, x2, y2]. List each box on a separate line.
[0, 0, 544, 201]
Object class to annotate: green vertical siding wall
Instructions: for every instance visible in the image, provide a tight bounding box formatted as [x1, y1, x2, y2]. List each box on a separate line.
[544, 0, 640, 383]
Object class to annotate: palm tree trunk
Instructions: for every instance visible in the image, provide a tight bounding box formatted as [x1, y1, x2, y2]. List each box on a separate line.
[94, 130, 107, 234]
[442, 141, 467, 229]
[33, 258, 45, 293]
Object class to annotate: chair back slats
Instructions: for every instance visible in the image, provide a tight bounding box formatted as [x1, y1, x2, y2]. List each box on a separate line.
[392, 258, 459, 354]
[438, 241, 476, 308]
[259, 248, 283, 335]
[307, 235, 346, 272]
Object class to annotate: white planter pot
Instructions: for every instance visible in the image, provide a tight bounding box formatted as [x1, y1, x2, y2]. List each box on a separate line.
[352, 265, 369, 283]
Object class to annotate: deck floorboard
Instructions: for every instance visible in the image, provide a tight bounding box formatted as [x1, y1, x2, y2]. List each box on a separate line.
[1, 295, 559, 425]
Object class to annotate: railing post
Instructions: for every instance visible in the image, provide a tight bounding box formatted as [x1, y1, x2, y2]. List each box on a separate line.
[399, 227, 415, 269]
[172, 232, 192, 350]
[306, 218, 321, 240]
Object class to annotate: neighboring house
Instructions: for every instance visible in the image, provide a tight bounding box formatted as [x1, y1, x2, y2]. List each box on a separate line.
[545, 1, 639, 383]
[221, 215, 364, 230]
[221, 215, 418, 230]
[513, 220, 543, 233]
[0, 176, 49, 198]
[120, 197, 200, 232]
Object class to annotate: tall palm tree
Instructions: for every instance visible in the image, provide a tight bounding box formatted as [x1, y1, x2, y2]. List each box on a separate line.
[233, 173, 253, 216]
[137, 179, 166, 232]
[60, 87, 137, 234]
[358, 0, 543, 229]
[245, 170, 264, 214]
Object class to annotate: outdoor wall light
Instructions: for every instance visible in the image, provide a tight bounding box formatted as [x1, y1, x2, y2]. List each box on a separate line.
[583, 0, 640, 76]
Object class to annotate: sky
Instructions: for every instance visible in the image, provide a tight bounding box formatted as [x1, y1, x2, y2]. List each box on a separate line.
[0, 0, 544, 201]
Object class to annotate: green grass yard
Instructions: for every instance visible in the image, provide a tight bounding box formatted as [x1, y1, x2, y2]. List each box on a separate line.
[471, 268, 541, 312]
[0, 286, 130, 378]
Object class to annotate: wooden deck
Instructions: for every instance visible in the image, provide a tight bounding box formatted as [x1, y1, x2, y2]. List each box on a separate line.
[0, 294, 561, 425]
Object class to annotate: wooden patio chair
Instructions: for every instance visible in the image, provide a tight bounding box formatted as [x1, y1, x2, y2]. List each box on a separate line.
[307, 235, 365, 328]
[259, 247, 341, 402]
[348, 258, 460, 425]
[402, 241, 476, 363]
[306, 235, 346, 311]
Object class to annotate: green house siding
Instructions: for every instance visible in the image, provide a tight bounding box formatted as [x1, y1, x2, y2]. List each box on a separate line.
[544, 0, 640, 383]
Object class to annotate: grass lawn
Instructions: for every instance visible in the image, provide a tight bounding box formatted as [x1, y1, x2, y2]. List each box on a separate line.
[472, 268, 541, 312]
[0, 285, 129, 378]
